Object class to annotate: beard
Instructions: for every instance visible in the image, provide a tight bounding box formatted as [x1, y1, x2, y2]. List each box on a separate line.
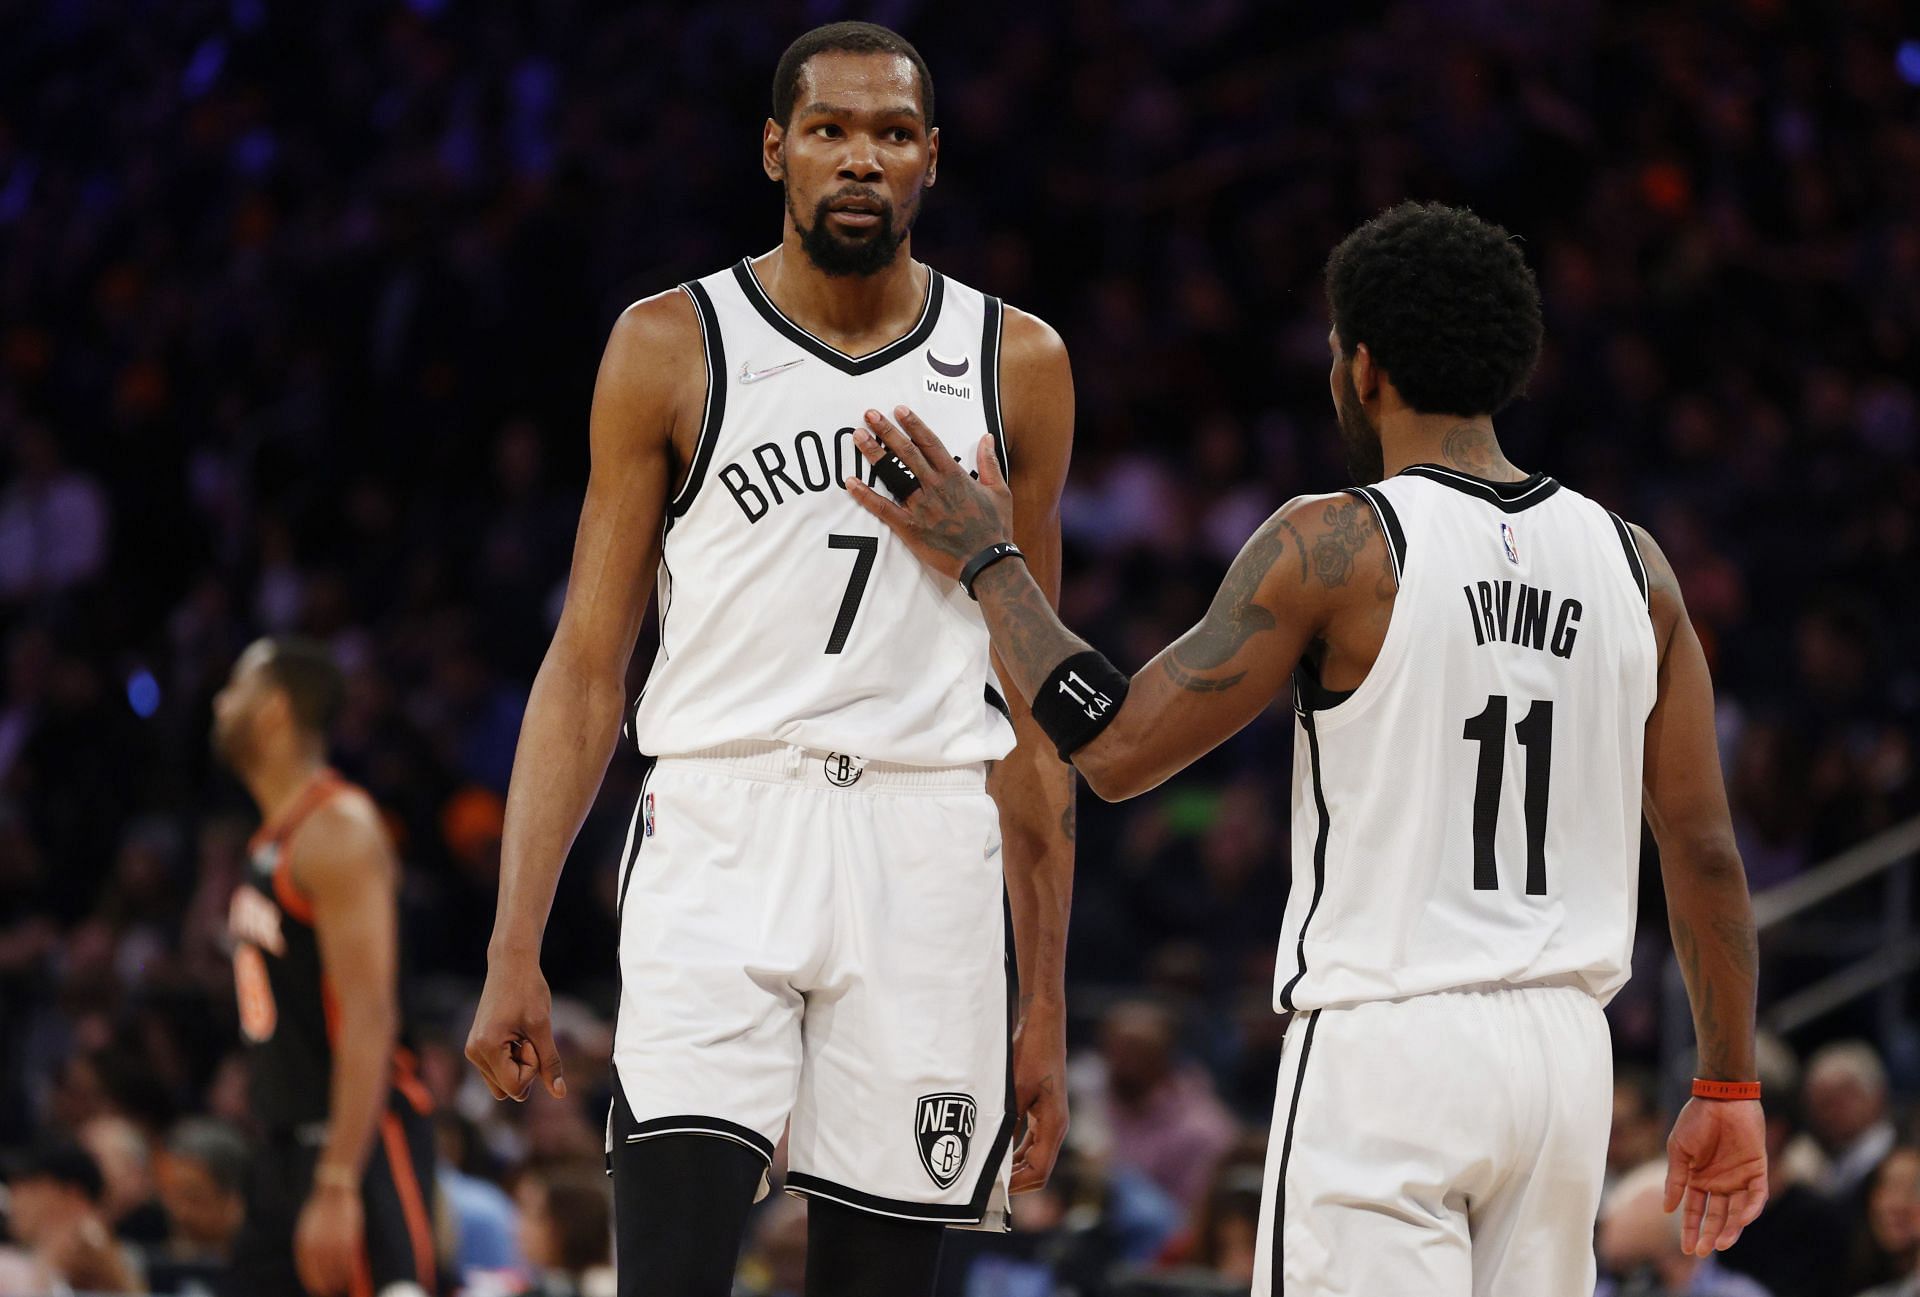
[1335, 365, 1386, 484]
[786, 182, 914, 277]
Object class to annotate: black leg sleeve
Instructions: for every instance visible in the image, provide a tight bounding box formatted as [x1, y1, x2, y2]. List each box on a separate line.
[803, 1196, 946, 1297]
[611, 1133, 763, 1297]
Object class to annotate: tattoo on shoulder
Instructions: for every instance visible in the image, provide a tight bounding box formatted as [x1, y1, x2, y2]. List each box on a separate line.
[1275, 518, 1310, 584]
[1162, 517, 1292, 691]
[1059, 799, 1076, 842]
[1310, 500, 1373, 589]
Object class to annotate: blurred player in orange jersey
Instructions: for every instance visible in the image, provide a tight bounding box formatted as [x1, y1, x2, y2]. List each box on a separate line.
[213, 637, 438, 1297]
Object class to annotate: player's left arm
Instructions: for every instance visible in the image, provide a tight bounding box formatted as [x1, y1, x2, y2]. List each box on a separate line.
[290, 795, 401, 1295]
[987, 307, 1076, 1193]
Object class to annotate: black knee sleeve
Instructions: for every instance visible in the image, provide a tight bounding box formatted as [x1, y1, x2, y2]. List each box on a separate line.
[611, 1132, 763, 1297]
[804, 1196, 946, 1297]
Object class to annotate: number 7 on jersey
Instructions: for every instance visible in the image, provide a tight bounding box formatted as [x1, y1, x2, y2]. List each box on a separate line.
[824, 534, 878, 654]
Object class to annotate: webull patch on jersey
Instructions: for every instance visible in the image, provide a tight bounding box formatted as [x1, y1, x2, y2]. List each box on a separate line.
[923, 373, 973, 402]
[915, 1092, 977, 1189]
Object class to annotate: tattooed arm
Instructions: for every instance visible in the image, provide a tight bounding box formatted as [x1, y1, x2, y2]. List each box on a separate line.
[1637, 523, 1756, 1081]
[844, 406, 1367, 801]
[1636, 522, 1767, 1255]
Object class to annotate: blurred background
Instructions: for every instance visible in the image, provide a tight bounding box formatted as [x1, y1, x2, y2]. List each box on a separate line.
[1, 0, 1917, 1294]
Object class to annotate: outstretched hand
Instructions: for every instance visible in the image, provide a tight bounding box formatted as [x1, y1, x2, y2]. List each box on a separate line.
[845, 407, 1014, 582]
[1664, 1097, 1768, 1255]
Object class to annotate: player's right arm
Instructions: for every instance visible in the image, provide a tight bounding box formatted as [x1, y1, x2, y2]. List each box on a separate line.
[1634, 524, 1767, 1256]
[466, 291, 704, 1102]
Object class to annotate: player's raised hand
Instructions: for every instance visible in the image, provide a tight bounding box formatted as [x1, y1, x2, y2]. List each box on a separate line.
[846, 406, 1014, 581]
[465, 958, 567, 1102]
[1663, 1097, 1767, 1256]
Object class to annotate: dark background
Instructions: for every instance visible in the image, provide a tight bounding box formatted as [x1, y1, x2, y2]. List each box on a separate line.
[1, 1, 1916, 1293]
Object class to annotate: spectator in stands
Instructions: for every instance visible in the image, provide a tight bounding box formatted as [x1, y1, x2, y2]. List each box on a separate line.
[1609, 1066, 1669, 1191]
[1848, 1149, 1920, 1296]
[0, 421, 110, 604]
[436, 1113, 524, 1284]
[1722, 1037, 1849, 1297]
[1806, 1043, 1900, 1201]
[0, 1141, 146, 1293]
[1089, 1001, 1240, 1210]
[1855, 1156, 1920, 1297]
[80, 1114, 168, 1246]
[514, 1161, 614, 1297]
[1597, 1160, 1773, 1297]
[151, 1119, 247, 1266]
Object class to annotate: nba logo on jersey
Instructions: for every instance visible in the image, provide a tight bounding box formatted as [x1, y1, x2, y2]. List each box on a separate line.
[1501, 521, 1521, 565]
[915, 1092, 977, 1189]
[643, 792, 655, 838]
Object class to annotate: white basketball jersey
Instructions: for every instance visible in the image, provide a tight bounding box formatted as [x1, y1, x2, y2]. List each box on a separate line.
[627, 257, 1018, 766]
[1276, 467, 1659, 1012]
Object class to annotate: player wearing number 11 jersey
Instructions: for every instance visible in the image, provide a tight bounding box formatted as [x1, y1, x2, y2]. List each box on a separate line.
[845, 202, 1768, 1296]
[465, 21, 1076, 1297]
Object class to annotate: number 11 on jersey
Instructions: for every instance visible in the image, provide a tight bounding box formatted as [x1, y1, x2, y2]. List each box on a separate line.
[1462, 694, 1554, 895]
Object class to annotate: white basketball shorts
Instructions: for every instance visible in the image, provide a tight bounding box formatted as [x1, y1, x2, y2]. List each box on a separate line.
[1253, 983, 1612, 1296]
[608, 741, 1013, 1229]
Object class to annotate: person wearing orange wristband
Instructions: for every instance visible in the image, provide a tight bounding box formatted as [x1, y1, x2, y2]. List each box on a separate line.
[849, 202, 1768, 1294]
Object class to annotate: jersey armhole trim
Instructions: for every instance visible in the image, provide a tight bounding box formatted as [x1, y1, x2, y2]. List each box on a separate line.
[666, 282, 726, 526]
[1607, 511, 1650, 608]
[1346, 486, 1407, 584]
[981, 295, 1009, 477]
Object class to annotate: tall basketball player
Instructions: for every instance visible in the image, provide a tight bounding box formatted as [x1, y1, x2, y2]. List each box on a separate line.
[212, 638, 438, 1297]
[463, 22, 1075, 1297]
[848, 202, 1767, 1295]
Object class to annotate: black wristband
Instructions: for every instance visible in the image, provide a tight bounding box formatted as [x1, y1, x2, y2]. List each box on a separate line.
[959, 542, 1024, 599]
[1033, 650, 1131, 760]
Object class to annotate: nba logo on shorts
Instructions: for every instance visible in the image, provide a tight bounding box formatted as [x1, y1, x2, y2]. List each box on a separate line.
[915, 1092, 977, 1189]
[1500, 521, 1520, 565]
[643, 792, 655, 838]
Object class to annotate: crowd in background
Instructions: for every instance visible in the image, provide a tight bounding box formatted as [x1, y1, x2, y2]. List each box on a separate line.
[1, 0, 1917, 1292]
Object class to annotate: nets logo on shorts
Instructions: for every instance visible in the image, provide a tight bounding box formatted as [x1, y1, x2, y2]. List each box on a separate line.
[823, 752, 866, 788]
[915, 1092, 977, 1190]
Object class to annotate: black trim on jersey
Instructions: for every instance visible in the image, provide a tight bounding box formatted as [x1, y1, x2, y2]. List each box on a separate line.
[985, 682, 1011, 721]
[666, 282, 727, 529]
[1398, 464, 1561, 513]
[1292, 659, 1353, 714]
[622, 1114, 775, 1165]
[1346, 486, 1406, 583]
[1609, 511, 1650, 608]
[730, 259, 945, 376]
[615, 760, 658, 928]
[784, 1173, 995, 1225]
[980, 295, 1010, 477]
[1269, 1011, 1320, 1295]
[1278, 704, 1331, 1012]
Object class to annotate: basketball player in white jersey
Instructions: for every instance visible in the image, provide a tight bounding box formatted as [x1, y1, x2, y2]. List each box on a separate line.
[462, 22, 1076, 1297]
[847, 202, 1767, 1295]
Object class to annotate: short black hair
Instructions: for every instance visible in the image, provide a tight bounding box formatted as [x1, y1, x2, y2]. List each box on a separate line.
[6, 1141, 105, 1201]
[166, 1119, 250, 1197]
[1325, 202, 1543, 418]
[771, 22, 933, 128]
[260, 637, 345, 737]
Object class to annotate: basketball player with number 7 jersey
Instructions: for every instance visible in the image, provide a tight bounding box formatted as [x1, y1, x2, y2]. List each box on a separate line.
[846, 202, 1768, 1296]
[463, 22, 1076, 1297]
